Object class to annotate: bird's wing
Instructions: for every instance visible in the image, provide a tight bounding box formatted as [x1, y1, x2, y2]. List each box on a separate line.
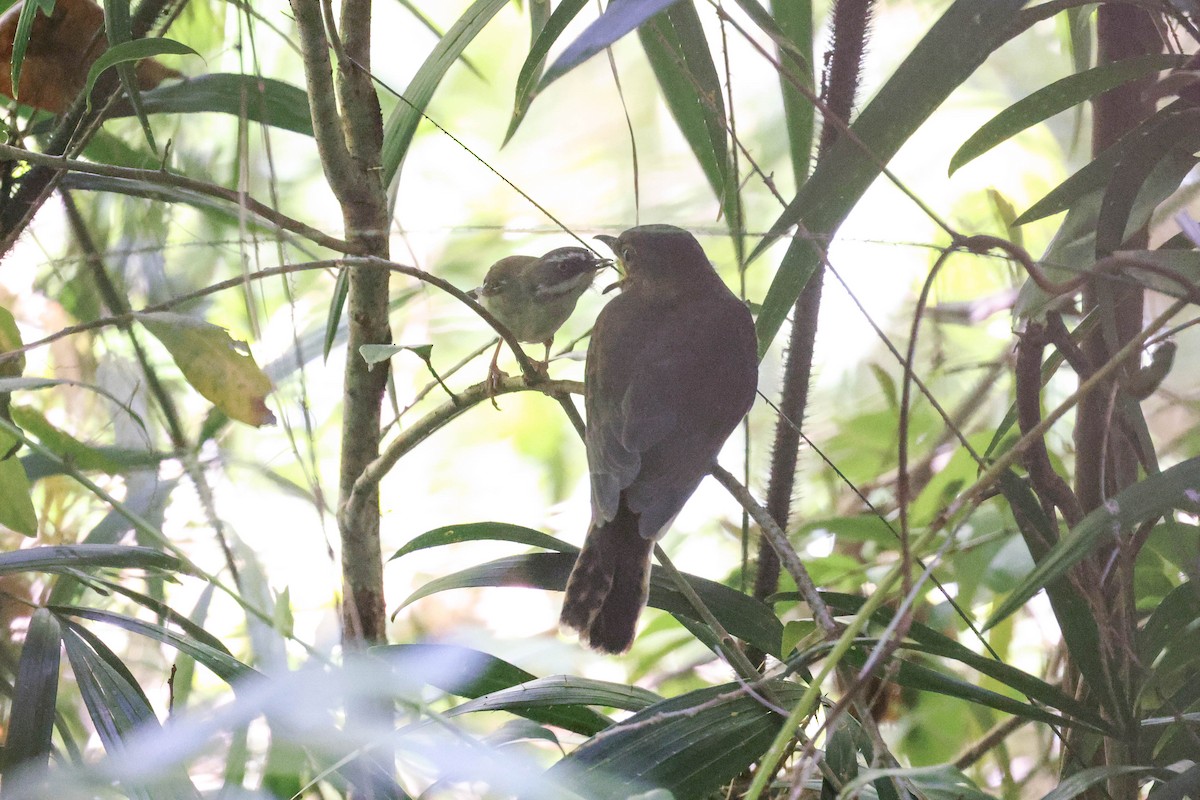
[587, 292, 756, 538]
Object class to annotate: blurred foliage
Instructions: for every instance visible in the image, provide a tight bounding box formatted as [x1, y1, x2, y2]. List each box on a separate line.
[0, 1, 1198, 798]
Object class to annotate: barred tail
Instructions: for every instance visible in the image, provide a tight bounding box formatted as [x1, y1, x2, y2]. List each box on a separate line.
[559, 502, 654, 654]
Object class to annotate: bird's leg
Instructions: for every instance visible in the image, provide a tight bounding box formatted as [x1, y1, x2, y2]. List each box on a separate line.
[486, 339, 506, 409]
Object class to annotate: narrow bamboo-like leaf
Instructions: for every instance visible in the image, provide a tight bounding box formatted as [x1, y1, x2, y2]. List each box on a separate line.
[0, 544, 182, 576]
[1014, 101, 1185, 225]
[949, 54, 1184, 175]
[61, 621, 158, 749]
[548, 681, 804, 799]
[323, 266, 350, 362]
[637, 3, 726, 198]
[821, 591, 1109, 731]
[101, 0, 157, 153]
[1139, 580, 1200, 662]
[389, 522, 576, 560]
[1096, 107, 1200, 256]
[638, 2, 741, 257]
[169, 584, 214, 714]
[751, 0, 1029, 358]
[1015, 145, 1197, 320]
[841, 647, 1078, 730]
[54, 606, 255, 684]
[61, 173, 316, 250]
[398, 552, 783, 656]
[844, 764, 992, 800]
[109, 74, 314, 136]
[504, 0, 587, 145]
[5, 608, 61, 774]
[380, 0, 509, 187]
[995, 471, 1116, 718]
[539, 0, 685, 91]
[1038, 766, 1152, 800]
[768, 0, 814, 187]
[377, 643, 612, 735]
[986, 456, 1200, 630]
[1149, 762, 1200, 800]
[84, 38, 200, 112]
[396, 0, 485, 79]
[60, 622, 199, 799]
[9, 0, 56, 102]
[450, 675, 659, 717]
[61, 581, 232, 659]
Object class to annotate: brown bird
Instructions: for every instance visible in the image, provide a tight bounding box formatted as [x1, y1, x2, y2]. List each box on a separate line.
[468, 246, 607, 398]
[0, 0, 181, 113]
[560, 225, 758, 653]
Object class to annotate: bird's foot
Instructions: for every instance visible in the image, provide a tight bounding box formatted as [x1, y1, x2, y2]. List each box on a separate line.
[487, 365, 509, 409]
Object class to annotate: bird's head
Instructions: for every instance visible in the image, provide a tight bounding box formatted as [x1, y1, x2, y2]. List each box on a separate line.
[467, 255, 533, 302]
[529, 246, 610, 302]
[595, 225, 708, 286]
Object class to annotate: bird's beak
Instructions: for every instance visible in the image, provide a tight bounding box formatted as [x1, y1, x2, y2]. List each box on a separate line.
[465, 286, 481, 301]
[594, 234, 619, 252]
[594, 235, 625, 277]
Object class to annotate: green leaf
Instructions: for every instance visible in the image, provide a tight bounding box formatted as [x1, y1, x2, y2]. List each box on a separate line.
[750, 0, 1030, 358]
[949, 54, 1185, 175]
[10, 405, 125, 474]
[449, 674, 659, 717]
[389, 521, 577, 560]
[0, 442, 36, 535]
[5, 608, 61, 775]
[398, 552, 783, 657]
[396, 0, 485, 80]
[538, 0, 684, 91]
[820, 592, 1108, 732]
[1139, 579, 1200, 663]
[986, 456, 1200, 630]
[1038, 765, 1152, 800]
[1096, 106, 1200, 256]
[844, 764, 993, 800]
[109, 74, 314, 136]
[9, 0, 56, 104]
[376, 643, 612, 735]
[380, 0, 509, 188]
[994, 471, 1113, 717]
[61, 620, 158, 750]
[53, 606, 256, 684]
[638, 2, 741, 257]
[767, 0, 814, 187]
[83, 37, 199, 110]
[1013, 101, 1186, 226]
[503, 0, 588, 145]
[548, 681, 804, 800]
[323, 266, 350, 362]
[0, 544, 182, 576]
[1014, 144, 1197, 319]
[60, 173, 322, 256]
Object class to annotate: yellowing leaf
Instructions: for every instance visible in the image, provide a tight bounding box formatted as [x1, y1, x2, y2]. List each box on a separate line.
[0, 427, 35, 535]
[0, 306, 24, 378]
[138, 312, 275, 427]
[0, 306, 26, 459]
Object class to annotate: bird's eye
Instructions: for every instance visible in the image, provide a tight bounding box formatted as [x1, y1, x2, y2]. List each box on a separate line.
[621, 244, 635, 263]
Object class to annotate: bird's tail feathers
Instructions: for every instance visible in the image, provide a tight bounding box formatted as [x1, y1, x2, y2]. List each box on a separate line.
[559, 504, 653, 654]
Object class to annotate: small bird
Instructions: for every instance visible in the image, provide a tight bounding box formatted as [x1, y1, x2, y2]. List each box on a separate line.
[468, 246, 607, 398]
[560, 225, 758, 653]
